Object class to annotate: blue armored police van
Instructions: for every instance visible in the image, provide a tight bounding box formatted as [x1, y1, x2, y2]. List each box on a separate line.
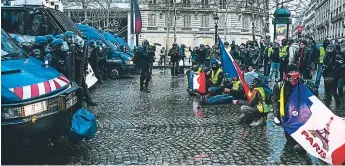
[1, 29, 81, 147]
[101, 31, 134, 57]
[77, 24, 135, 78]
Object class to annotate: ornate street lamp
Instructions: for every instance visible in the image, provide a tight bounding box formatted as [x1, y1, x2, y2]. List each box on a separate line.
[213, 13, 219, 46]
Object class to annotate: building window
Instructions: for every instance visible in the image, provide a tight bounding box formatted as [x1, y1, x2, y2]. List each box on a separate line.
[183, 0, 190, 6]
[200, 15, 209, 27]
[218, 15, 225, 28]
[148, 0, 156, 5]
[165, 15, 173, 27]
[242, 15, 249, 29]
[183, 15, 191, 27]
[148, 14, 157, 26]
[219, 0, 226, 9]
[201, 0, 208, 7]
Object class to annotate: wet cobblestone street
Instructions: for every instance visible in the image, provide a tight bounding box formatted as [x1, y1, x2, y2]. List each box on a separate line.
[3, 69, 342, 165]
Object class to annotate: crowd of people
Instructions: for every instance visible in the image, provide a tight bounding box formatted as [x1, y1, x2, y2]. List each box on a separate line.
[173, 38, 345, 154]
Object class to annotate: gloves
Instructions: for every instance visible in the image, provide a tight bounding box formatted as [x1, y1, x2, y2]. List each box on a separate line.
[232, 100, 238, 105]
[274, 117, 281, 125]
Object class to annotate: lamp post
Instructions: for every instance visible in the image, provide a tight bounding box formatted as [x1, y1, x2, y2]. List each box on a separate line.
[214, 13, 219, 46]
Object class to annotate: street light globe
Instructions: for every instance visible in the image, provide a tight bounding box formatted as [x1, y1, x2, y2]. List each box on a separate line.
[213, 14, 219, 24]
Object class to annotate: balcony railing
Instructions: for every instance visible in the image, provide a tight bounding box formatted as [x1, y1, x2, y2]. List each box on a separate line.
[199, 27, 210, 31]
[147, 27, 158, 30]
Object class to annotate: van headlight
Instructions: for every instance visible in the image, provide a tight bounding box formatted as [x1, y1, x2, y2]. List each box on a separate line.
[124, 60, 133, 65]
[1, 99, 60, 120]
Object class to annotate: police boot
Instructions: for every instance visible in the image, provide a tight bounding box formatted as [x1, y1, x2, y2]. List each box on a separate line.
[87, 100, 97, 106]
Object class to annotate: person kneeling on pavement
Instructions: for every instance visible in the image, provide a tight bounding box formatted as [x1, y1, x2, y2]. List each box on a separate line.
[232, 77, 271, 126]
[204, 62, 224, 97]
[272, 64, 317, 153]
[186, 64, 203, 94]
[200, 76, 245, 105]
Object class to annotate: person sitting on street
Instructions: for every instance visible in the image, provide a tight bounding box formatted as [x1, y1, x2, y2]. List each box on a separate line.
[186, 63, 203, 94]
[199, 76, 246, 105]
[203, 62, 224, 97]
[232, 77, 270, 127]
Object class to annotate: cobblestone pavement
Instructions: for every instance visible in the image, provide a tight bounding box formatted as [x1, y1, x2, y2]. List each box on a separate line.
[3, 69, 344, 165]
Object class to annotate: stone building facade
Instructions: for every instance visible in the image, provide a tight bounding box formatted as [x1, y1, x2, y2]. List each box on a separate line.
[291, 0, 345, 42]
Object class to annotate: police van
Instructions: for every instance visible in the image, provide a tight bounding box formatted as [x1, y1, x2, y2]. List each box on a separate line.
[101, 31, 134, 57]
[77, 24, 135, 79]
[1, 1, 98, 88]
[1, 29, 81, 147]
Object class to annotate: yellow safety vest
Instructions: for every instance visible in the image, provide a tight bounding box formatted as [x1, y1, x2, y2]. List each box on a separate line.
[279, 82, 285, 117]
[279, 45, 289, 58]
[197, 67, 202, 73]
[268, 47, 273, 57]
[211, 68, 223, 86]
[319, 47, 326, 64]
[232, 80, 241, 90]
[249, 87, 271, 113]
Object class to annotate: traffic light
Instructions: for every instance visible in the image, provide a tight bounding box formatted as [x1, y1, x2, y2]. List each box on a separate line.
[298, 31, 302, 39]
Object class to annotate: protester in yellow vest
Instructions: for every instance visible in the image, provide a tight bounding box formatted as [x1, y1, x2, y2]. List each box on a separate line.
[199, 76, 245, 105]
[279, 39, 289, 81]
[205, 62, 224, 95]
[314, 39, 330, 90]
[232, 77, 270, 126]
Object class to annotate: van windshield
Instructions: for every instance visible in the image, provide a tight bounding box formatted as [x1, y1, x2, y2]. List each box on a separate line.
[1, 30, 27, 60]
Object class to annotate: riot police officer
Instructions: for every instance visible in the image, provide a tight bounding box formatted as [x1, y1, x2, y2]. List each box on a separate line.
[33, 36, 48, 61]
[64, 31, 97, 106]
[97, 40, 108, 81]
[134, 40, 152, 92]
[89, 40, 102, 83]
[49, 39, 69, 76]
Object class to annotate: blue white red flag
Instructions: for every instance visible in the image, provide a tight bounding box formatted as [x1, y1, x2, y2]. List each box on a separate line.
[133, 0, 142, 34]
[281, 83, 345, 165]
[218, 37, 250, 100]
[189, 72, 206, 94]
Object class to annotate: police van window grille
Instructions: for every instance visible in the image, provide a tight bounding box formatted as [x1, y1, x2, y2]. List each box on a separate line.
[28, 9, 61, 36]
[47, 9, 82, 36]
[1, 10, 26, 35]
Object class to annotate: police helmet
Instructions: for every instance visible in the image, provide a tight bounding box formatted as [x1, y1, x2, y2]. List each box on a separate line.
[224, 42, 230, 46]
[52, 39, 64, 48]
[89, 40, 96, 47]
[64, 31, 74, 37]
[13, 36, 26, 45]
[35, 36, 48, 45]
[181, 44, 186, 48]
[200, 44, 205, 48]
[142, 40, 149, 46]
[55, 34, 64, 39]
[45, 35, 54, 43]
[52, 39, 69, 51]
[172, 43, 178, 47]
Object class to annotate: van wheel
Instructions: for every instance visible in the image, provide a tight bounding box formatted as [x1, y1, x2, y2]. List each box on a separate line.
[109, 66, 121, 79]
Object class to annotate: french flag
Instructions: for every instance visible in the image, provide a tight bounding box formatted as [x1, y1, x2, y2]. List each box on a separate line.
[189, 71, 206, 94]
[282, 83, 345, 165]
[218, 37, 250, 100]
